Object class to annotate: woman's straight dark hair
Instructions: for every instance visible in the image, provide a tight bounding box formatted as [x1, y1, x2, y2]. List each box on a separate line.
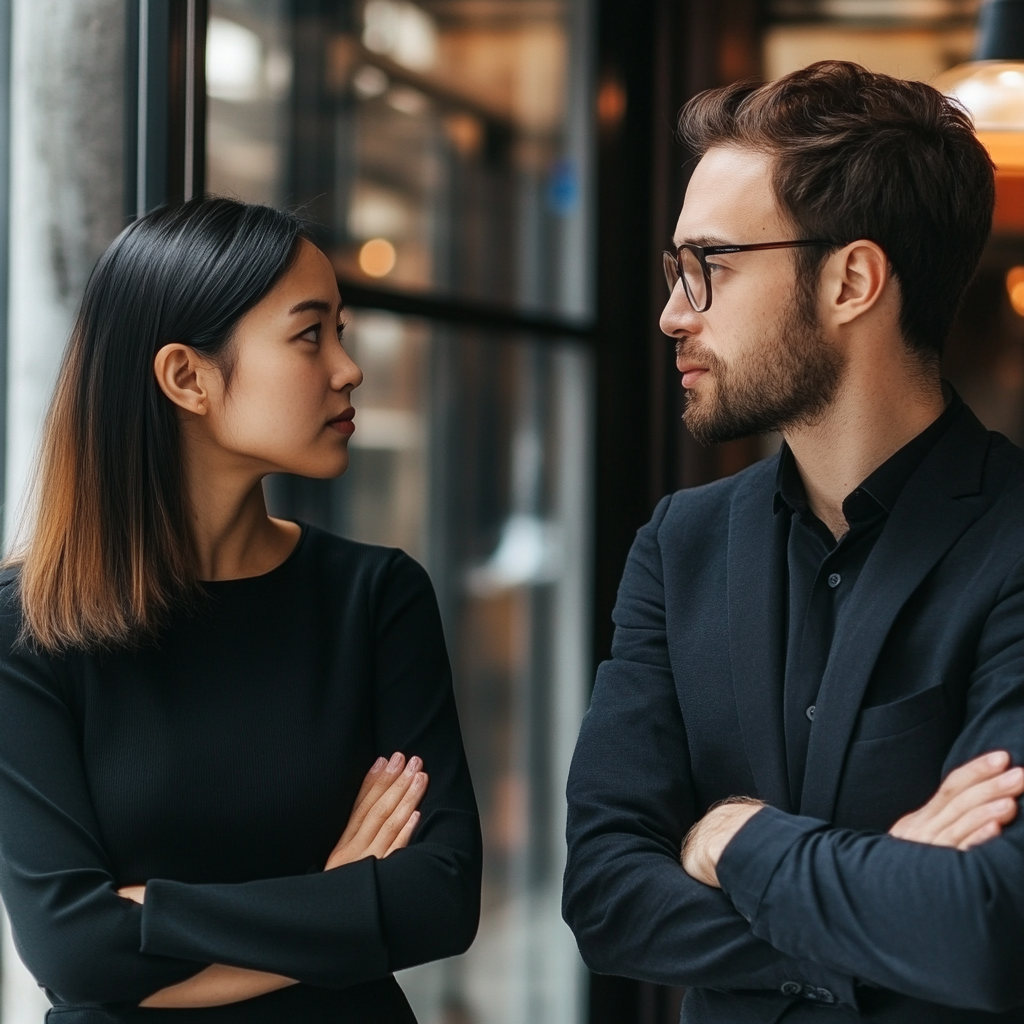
[11, 197, 305, 651]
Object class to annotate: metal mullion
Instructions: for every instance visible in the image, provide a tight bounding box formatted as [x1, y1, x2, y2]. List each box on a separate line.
[337, 278, 596, 342]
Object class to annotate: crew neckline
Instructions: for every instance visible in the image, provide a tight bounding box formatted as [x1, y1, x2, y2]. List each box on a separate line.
[199, 521, 308, 587]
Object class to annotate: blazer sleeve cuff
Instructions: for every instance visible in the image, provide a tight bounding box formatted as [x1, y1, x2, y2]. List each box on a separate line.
[717, 805, 826, 923]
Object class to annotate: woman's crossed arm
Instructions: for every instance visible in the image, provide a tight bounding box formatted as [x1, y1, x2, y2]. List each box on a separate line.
[119, 752, 427, 1010]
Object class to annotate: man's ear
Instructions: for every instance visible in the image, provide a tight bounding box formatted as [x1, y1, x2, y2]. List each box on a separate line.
[820, 239, 891, 328]
[153, 343, 212, 415]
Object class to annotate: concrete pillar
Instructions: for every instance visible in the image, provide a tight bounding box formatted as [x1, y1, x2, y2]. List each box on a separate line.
[5, 0, 125, 543]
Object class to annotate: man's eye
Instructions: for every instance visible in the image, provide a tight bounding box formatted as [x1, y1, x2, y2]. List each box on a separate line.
[706, 262, 726, 276]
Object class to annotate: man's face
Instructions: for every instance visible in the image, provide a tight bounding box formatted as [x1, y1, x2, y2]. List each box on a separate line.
[661, 145, 844, 445]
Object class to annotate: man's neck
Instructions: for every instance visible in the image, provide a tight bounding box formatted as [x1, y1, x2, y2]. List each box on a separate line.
[782, 370, 946, 540]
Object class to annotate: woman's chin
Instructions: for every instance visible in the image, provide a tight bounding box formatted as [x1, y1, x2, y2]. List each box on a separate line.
[282, 454, 351, 480]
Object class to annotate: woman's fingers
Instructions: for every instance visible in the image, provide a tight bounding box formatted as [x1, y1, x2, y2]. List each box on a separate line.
[385, 810, 422, 857]
[368, 772, 428, 858]
[352, 756, 390, 812]
[335, 753, 405, 848]
[324, 754, 427, 869]
[350, 758, 424, 846]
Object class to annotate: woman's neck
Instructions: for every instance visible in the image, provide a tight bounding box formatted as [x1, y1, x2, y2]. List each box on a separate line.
[184, 444, 301, 581]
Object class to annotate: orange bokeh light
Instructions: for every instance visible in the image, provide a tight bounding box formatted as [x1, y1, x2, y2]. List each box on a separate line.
[358, 238, 397, 278]
[1008, 267, 1024, 317]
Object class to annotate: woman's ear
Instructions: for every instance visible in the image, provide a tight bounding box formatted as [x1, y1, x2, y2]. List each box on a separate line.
[153, 343, 211, 415]
[821, 239, 891, 328]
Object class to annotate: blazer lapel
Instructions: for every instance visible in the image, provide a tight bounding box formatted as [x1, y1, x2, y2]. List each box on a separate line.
[727, 465, 792, 812]
[799, 409, 992, 820]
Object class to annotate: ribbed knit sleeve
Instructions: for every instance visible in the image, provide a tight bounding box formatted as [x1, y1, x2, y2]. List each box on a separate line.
[137, 551, 482, 985]
[0, 579, 203, 1005]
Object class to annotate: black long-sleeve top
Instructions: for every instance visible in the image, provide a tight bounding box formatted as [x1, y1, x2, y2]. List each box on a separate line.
[0, 525, 482, 1023]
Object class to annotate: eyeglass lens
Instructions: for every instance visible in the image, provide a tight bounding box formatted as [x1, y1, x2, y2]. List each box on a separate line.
[663, 249, 708, 310]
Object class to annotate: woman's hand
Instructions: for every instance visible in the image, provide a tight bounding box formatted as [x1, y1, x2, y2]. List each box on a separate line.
[325, 752, 427, 870]
[890, 751, 1024, 850]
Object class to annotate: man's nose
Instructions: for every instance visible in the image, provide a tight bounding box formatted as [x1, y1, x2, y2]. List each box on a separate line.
[660, 282, 702, 339]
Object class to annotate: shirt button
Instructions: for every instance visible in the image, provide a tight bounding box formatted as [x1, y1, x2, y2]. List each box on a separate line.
[806, 705, 816, 721]
[806, 987, 835, 1004]
[780, 982, 802, 997]
[828, 572, 842, 588]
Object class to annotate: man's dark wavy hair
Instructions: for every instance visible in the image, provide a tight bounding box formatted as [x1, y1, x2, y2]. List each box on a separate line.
[677, 60, 995, 358]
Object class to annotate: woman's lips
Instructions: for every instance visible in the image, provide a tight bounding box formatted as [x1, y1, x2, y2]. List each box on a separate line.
[681, 369, 707, 388]
[328, 410, 355, 435]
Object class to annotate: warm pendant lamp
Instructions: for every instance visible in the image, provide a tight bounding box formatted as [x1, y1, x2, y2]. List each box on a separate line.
[936, 0, 1024, 304]
[934, 0, 1024, 229]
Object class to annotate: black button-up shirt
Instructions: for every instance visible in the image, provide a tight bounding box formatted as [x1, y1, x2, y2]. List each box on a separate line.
[774, 391, 962, 807]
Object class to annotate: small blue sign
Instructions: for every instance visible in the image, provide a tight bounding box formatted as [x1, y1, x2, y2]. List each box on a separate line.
[546, 159, 579, 216]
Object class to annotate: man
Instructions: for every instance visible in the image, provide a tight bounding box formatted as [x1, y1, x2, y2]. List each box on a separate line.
[563, 61, 1024, 1022]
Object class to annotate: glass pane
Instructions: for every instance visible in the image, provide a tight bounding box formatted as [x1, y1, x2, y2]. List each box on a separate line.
[265, 312, 593, 1024]
[207, 0, 593, 320]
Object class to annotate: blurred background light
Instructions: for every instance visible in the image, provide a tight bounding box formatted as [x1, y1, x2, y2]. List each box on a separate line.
[206, 17, 262, 101]
[362, 0, 438, 72]
[358, 238, 397, 277]
[352, 64, 389, 99]
[1007, 266, 1024, 314]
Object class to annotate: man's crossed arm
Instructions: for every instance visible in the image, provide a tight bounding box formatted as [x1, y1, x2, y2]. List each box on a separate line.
[683, 750, 1024, 887]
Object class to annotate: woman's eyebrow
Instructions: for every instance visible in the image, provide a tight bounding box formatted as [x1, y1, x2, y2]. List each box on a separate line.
[288, 298, 334, 316]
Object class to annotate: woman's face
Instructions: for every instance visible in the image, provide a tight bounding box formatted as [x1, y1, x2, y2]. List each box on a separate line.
[194, 239, 363, 480]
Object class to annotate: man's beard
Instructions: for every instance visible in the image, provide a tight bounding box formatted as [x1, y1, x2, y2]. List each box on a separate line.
[680, 298, 845, 446]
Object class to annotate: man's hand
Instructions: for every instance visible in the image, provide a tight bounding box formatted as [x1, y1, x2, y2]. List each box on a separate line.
[890, 750, 1024, 850]
[682, 798, 765, 887]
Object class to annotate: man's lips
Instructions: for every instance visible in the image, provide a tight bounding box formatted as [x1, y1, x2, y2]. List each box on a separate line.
[327, 409, 355, 434]
[679, 366, 708, 388]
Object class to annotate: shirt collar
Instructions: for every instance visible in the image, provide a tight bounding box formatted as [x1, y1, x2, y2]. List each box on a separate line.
[773, 384, 963, 523]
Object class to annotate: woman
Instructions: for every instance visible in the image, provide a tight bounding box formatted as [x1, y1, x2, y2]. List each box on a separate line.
[0, 198, 481, 1022]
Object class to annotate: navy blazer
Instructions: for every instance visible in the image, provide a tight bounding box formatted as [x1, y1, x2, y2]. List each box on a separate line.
[564, 404, 1024, 1023]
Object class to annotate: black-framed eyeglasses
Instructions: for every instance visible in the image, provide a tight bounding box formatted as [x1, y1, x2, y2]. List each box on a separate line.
[663, 239, 836, 312]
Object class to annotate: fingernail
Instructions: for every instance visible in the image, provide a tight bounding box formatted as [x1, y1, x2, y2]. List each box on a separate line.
[405, 756, 422, 774]
[371, 757, 387, 773]
[989, 751, 1009, 767]
[411, 811, 421, 824]
[387, 752, 403, 773]
[414, 771, 428, 786]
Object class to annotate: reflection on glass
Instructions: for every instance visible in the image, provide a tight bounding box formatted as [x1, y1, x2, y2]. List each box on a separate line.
[265, 311, 592, 1024]
[206, 3, 292, 205]
[206, 0, 593, 319]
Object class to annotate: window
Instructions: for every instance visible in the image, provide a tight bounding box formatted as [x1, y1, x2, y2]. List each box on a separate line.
[206, 3, 595, 1021]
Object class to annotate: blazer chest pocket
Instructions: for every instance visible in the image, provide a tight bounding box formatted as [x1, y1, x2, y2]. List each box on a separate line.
[853, 684, 947, 742]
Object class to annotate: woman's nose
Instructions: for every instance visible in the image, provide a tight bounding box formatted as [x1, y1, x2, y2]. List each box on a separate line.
[331, 348, 362, 390]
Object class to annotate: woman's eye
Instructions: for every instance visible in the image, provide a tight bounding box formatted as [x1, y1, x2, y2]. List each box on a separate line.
[299, 325, 320, 344]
